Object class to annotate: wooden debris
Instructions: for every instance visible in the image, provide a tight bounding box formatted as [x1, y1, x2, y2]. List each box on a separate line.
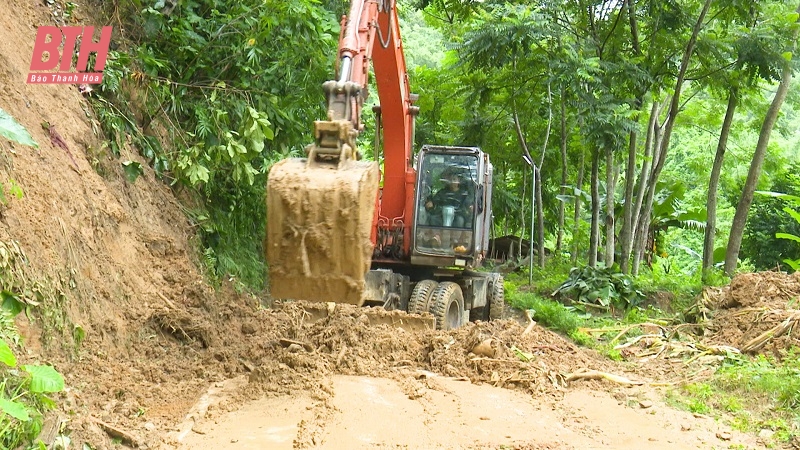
[39, 413, 66, 447]
[93, 418, 140, 447]
[739, 311, 800, 354]
[521, 310, 537, 337]
[471, 339, 495, 358]
[279, 338, 314, 352]
[157, 291, 177, 309]
[565, 368, 644, 385]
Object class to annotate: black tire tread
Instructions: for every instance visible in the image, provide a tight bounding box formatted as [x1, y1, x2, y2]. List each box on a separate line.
[408, 279, 438, 314]
[488, 275, 506, 321]
[430, 281, 464, 330]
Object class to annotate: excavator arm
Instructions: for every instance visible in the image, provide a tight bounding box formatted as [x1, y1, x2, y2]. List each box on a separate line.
[266, 0, 417, 305]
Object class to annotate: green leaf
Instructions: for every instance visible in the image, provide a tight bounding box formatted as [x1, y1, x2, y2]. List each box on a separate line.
[73, 325, 86, 347]
[755, 191, 800, 203]
[782, 51, 793, 62]
[785, 207, 800, 223]
[0, 108, 38, 148]
[121, 161, 143, 183]
[1, 290, 23, 316]
[776, 233, 800, 244]
[0, 397, 30, 421]
[186, 163, 210, 185]
[0, 338, 17, 367]
[713, 246, 727, 264]
[23, 364, 65, 393]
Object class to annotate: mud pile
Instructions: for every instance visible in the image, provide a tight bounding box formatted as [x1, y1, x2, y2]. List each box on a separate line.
[703, 271, 800, 357]
[249, 301, 613, 397]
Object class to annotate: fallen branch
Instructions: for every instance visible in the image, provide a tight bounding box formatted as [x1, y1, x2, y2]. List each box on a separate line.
[565, 368, 644, 385]
[739, 312, 800, 354]
[92, 418, 140, 448]
[521, 310, 537, 337]
[609, 323, 666, 346]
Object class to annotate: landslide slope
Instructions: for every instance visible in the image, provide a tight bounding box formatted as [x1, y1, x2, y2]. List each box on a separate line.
[0, 1, 265, 447]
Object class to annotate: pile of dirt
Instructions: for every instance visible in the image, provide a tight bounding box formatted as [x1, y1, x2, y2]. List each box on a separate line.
[703, 271, 800, 357]
[248, 301, 616, 397]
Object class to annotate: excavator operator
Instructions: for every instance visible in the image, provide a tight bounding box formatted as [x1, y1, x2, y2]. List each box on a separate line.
[424, 168, 474, 228]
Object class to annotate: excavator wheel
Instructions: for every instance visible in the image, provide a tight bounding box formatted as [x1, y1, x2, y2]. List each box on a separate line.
[488, 275, 506, 321]
[430, 282, 465, 330]
[408, 280, 438, 315]
[266, 157, 380, 305]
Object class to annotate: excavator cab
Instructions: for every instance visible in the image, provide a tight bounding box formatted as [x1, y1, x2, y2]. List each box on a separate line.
[411, 145, 492, 268]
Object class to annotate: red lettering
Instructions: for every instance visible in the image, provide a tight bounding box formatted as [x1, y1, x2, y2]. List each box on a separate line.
[59, 27, 82, 71]
[76, 26, 112, 72]
[29, 26, 62, 71]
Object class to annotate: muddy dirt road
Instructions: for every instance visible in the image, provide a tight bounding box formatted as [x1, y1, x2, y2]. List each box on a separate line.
[172, 372, 757, 450]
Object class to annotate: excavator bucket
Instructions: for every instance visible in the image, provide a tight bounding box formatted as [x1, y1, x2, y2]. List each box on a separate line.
[266, 157, 380, 306]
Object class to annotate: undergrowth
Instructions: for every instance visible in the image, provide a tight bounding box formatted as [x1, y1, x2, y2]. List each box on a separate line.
[668, 350, 800, 445]
[0, 241, 66, 449]
[505, 276, 672, 357]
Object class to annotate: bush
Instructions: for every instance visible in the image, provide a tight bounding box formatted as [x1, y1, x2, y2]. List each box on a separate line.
[553, 264, 644, 311]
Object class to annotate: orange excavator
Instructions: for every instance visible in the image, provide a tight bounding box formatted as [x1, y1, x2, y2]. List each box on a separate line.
[266, 0, 504, 329]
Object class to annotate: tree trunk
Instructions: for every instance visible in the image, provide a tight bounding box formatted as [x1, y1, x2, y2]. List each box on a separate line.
[632, 0, 712, 275]
[520, 170, 526, 259]
[605, 147, 616, 266]
[621, 0, 642, 273]
[725, 53, 796, 274]
[536, 166, 545, 268]
[589, 148, 600, 268]
[702, 86, 738, 279]
[557, 90, 568, 253]
[632, 113, 664, 275]
[571, 149, 586, 264]
[512, 107, 534, 260]
[630, 100, 661, 261]
[619, 99, 646, 273]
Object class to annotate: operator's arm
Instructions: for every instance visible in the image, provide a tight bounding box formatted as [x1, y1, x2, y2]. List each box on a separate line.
[426, 189, 444, 210]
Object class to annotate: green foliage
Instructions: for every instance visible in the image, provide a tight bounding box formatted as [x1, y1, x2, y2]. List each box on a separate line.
[0, 338, 65, 449]
[0, 108, 38, 148]
[743, 174, 800, 271]
[554, 264, 644, 310]
[92, 0, 340, 289]
[671, 350, 800, 445]
[507, 291, 580, 336]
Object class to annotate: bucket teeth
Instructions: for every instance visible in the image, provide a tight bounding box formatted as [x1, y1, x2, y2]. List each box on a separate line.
[266, 158, 380, 305]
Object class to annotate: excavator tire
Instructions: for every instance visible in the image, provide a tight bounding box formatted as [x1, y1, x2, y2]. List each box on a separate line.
[266, 158, 380, 306]
[488, 275, 506, 321]
[430, 282, 464, 330]
[408, 280, 438, 315]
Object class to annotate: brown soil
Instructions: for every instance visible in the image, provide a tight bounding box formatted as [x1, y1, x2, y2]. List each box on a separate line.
[0, 2, 778, 450]
[703, 271, 800, 357]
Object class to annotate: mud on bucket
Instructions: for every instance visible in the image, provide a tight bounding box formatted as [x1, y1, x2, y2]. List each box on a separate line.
[265, 158, 380, 305]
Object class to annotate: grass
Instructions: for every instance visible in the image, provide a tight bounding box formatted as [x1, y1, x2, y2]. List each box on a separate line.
[667, 350, 800, 445]
[505, 277, 671, 359]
